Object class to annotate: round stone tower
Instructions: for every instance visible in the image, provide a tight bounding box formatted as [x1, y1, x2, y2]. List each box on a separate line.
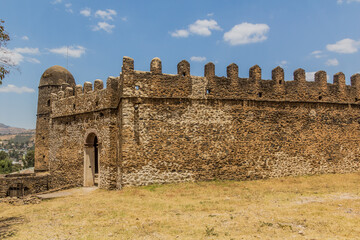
[35, 66, 76, 172]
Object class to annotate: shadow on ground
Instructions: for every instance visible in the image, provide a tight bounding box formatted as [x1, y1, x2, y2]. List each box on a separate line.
[0, 216, 24, 239]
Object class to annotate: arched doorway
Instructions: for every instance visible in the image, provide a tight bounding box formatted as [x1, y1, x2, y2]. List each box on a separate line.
[84, 133, 99, 187]
[7, 183, 30, 197]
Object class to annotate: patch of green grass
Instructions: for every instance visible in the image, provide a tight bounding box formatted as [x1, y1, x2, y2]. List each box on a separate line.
[141, 184, 163, 192]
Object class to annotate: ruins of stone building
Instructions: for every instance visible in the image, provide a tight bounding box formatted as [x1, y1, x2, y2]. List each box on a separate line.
[2, 56, 360, 196]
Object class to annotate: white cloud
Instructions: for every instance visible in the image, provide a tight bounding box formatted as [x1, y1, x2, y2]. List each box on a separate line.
[0, 84, 35, 93]
[0, 47, 41, 66]
[80, 8, 91, 17]
[188, 19, 221, 36]
[121, 17, 128, 22]
[65, 3, 73, 14]
[170, 19, 221, 38]
[95, 9, 117, 21]
[190, 56, 207, 62]
[311, 50, 322, 55]
[337, 0, 360, 4]
[306, 72, 316, 81]
[0, 48, 24, 65]
[0, 46, 43, 66]
[51, 0, 62, 4]
[48, 45, 86, 58]
[326, 38, 360, 54]
[279, 60, 288, 67]
[305, 72, 330, 81]
[223, 22, 270, 45]
[311, 50, 325, 58]
[21, 36, 29, 41]
[92, 22, 115, 33]
[326, 58, 339, 66]
[170, 29, 190, 38]
[14, 47, 40, 55]
[26, 57, 40, 64]
[207, 13, 214, 17]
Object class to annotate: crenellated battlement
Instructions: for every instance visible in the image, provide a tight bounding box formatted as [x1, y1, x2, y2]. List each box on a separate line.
[51, 76, 120, 118]
[121, 56, 360, 103]
[50, 56, 360, 118]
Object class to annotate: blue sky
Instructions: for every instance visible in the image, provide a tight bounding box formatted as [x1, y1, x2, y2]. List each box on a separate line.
[1, 0, 360, 129]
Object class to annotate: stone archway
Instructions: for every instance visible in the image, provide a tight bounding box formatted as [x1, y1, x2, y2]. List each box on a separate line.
[6, 183, 30, 197]
[84, 132, 100, 187]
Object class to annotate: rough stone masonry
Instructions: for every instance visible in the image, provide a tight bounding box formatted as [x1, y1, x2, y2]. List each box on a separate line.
[2, 56, 360, 197]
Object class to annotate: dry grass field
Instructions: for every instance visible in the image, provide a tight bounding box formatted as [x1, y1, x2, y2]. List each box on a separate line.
[1, 173, 360, 239]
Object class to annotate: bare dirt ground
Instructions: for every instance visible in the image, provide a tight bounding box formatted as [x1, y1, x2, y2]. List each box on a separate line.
[36, 187, 98, 199]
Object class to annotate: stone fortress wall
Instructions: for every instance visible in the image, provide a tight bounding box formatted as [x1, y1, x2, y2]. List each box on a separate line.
[42, 57, 360, 190]
[0, 174, 50, 198]
[2, 56, 360, 198]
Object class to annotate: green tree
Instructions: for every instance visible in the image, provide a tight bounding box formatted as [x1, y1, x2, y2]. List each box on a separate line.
[12, 163, 22, 172]
[24, 150, 34, 168]
[0, 19, 11, 84]
[0, 158, 13, 174]
[0, 150, 8, 160]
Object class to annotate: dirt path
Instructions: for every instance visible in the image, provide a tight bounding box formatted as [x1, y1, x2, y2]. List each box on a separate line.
[36, 187, 98, 199]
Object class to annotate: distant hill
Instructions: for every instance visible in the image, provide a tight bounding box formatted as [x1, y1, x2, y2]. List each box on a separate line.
[0, 123, 35, 135]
